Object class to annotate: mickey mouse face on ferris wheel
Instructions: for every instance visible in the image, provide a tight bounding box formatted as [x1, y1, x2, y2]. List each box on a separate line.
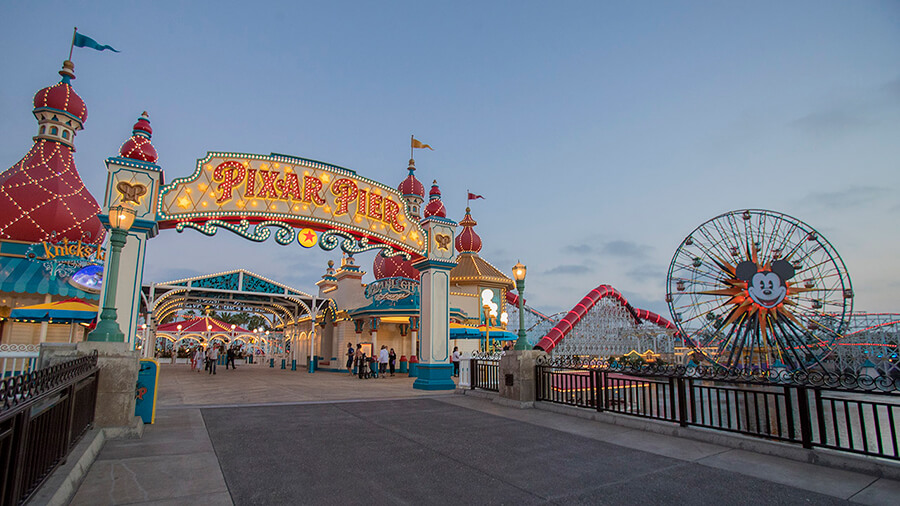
[735, 259, 796, 309]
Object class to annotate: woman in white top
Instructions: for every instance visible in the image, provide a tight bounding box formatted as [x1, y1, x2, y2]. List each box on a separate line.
[378, 345, 390, 378]
[193, 347, 204, 373]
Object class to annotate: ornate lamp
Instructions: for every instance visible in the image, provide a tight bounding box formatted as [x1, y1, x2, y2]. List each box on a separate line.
[512, 261, 529, 350]
[88, 205, 137, 342]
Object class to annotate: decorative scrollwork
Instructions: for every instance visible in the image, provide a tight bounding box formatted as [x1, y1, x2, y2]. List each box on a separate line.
[319, 230, 411, 260]
[471, 350, 503, 360]
[176, 219, 297, 245]
[0, 344, 40, 353]
[539, 355, 900, 393]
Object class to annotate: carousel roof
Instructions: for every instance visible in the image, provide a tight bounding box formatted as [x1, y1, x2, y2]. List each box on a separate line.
[450, 253, 513, 289]
[157, 316, 250, 333]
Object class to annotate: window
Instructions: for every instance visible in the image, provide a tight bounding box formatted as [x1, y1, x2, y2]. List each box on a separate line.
[50, 126, 58, 135]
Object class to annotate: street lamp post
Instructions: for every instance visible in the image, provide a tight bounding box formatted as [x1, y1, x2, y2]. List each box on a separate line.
[88, 205, 136, 342]
[512, 261, 528, 351]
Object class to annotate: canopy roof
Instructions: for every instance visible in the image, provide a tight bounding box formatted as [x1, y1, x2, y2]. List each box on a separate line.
[10, 297, 98, 322]
[157, 315, 250, 333]
[0, 255, 100, 300]
[144, 269, 317, 330]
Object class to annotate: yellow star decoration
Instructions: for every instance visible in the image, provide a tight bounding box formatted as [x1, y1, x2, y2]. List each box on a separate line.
[177, 196, 192, 209]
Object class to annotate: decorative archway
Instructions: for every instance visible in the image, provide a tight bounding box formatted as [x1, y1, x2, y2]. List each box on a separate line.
[102, 146, 459, 389]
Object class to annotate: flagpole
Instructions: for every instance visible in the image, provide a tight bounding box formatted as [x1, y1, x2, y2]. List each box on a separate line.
[410, 134, 414, 161]
[68, 27, 78, 61]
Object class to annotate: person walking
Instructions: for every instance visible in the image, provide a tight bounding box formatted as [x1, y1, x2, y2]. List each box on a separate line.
[388, 348, 397, 376]
[189, 346, 198, 372]
[346, 342, 355, 375]
[378, 345, 389, 379]
[226, 345, 236, 370]
[207, 344, 219, 375]
[451, 346, 461, 377]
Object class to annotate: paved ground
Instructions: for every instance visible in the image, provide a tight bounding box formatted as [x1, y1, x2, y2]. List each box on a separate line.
[68, 363, 900, 505]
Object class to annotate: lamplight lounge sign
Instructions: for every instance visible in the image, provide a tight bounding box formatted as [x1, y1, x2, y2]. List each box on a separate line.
[156, 153, 427, 256]
[364, 277, 419, 303]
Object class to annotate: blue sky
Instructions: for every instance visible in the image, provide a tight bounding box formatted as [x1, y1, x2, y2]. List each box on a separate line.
[2, 1, 899, 317]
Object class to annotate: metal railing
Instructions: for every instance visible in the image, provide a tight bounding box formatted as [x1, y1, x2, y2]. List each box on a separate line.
[470, 353, 501, 392]
[0, 351, 99, 505]
[535, 357, 900, 462]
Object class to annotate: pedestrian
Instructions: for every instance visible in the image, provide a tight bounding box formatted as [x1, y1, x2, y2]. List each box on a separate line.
[451, 346, 461, 377]
[189, 346, 198, 372]
[346, 342, 355, 375]
[378, 345, 389, 378]
[207, 344, 219, 375]
[194, 347, 204, 373]
[388, 348, 396, 376]
[226, 345, 236, 370]
[358, 351, 368, 379]
[354, 344, 363, 377]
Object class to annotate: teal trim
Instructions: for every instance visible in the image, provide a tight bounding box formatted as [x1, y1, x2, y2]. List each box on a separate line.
[413, 363, 455, 390]
[105, 157, 162, 172]
[411, 258, 457, 270]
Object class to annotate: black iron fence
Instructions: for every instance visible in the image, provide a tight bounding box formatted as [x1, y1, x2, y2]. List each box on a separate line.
[0, 351, 99, 505]
[534, 357, 900, 462]
[471, 356, 500, 392]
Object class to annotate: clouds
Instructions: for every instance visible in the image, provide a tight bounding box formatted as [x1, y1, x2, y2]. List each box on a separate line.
[545, 264, 592, 275]
[800, 186, 891, 211]
[790, 75, 900, 138]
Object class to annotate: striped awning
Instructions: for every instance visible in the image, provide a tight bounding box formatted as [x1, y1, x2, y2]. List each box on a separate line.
[0, 256, 100, 301]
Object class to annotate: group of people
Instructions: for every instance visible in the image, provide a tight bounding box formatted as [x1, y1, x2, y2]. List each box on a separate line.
[189, 344, 239, 375]
[342, 343, 464, 378]
[346, 343, 397, 379]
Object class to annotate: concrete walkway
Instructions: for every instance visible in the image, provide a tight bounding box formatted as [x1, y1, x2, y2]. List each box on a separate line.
[67, 364, 900, 505]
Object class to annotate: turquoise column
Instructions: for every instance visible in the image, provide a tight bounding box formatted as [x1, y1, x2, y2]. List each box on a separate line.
[412, 216, 457, 390]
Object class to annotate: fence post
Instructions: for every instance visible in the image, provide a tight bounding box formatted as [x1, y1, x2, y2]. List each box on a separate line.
[782, 385, 796, 442]
[796, 385, 814, 449]
[589, 367, 596, 410]
[677, 377, 688, 427]
[470, 359, 477, 390]
[598, 369, 606, 412]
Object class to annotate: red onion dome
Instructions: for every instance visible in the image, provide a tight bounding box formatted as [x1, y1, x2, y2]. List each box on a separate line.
[33, 61, 87, 124]
[397, 159, 425, 197]
[119, 112, 158, 163]
[373, 253, 419, 280]
[0, 139, 104, 245]
[423, 180, 446, 218]
[0, 60, 103, 245]
[455, 207, 482, 253]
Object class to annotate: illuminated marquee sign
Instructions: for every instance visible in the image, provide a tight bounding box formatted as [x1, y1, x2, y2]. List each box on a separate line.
[24, 239, 106, 280]
[157, 153, 426, 257]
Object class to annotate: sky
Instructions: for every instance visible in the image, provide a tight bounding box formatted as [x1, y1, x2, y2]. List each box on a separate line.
[2, 1, 899, 319]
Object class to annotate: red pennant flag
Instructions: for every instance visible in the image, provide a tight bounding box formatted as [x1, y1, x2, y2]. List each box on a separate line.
[467, 192, 484, 201]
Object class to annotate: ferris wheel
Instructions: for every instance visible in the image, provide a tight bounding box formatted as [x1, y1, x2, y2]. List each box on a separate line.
[666, 209, 853, 372]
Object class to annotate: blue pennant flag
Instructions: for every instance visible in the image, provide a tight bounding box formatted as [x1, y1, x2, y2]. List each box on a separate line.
[73, 32, 119, 52]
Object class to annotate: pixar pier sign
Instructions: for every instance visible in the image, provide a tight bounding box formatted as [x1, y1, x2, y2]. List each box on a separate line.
[156, 152, 427, 256]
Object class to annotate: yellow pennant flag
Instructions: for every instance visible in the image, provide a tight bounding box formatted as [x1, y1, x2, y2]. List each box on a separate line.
[411, 137, 433, 150]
